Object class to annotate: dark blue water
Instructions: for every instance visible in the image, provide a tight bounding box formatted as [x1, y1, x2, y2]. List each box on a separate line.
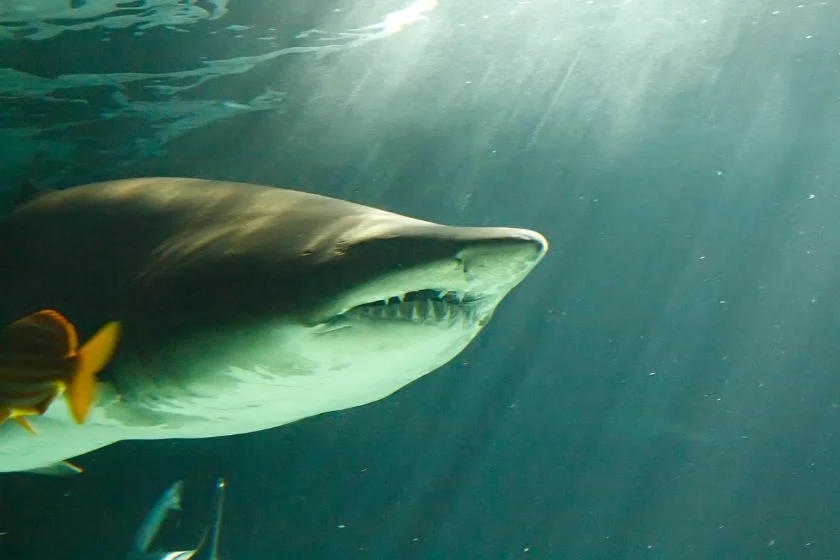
[2, 0, 840, 558]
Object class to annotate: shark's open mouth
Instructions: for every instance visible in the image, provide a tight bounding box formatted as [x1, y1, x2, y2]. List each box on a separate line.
[342, 289, 481, 323]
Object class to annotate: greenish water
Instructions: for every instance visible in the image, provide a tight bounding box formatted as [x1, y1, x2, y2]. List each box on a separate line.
[2, 1, 840, 558]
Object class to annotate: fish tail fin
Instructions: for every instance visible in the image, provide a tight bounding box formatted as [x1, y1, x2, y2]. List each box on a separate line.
[66, 321, 122, 424]
[0, 409, 36, 434]
[14, 416, 37, 435]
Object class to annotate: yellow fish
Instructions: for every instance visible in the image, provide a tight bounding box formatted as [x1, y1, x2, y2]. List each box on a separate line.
[0, 310, 121, 434]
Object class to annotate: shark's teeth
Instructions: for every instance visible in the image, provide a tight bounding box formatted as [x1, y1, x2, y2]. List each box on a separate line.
[343, 290, 475, 324]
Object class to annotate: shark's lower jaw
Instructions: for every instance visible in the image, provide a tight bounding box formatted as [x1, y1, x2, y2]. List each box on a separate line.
[339, 289, 484, 325]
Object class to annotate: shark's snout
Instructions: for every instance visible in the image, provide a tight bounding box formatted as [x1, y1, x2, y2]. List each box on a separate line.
[456, 228, 548, 276]
[452, 227, 548, 296]
[318, 226, 547, 333]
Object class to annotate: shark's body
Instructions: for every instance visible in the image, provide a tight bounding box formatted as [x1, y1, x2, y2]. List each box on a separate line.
[0, 178, 546, 472]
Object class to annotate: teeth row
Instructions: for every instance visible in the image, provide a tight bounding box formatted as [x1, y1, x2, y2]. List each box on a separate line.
[355, 300, 461, 322]
[377, 291, 463, 306]
[440, 291, 463, 304]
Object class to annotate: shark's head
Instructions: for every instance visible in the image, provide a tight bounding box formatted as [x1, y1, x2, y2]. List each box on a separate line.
[299, 220, 547, 383]
[106, 189, 547, 433]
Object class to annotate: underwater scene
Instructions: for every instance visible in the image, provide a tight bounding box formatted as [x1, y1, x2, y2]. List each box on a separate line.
[1, 0, 840, 558]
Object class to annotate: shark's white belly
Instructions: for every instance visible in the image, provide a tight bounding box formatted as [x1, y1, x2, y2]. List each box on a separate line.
[0, 402, 123, 472]
[108, 323, 476, 439]
[122, 344, 463, 438]
[0, 345, 457, 472]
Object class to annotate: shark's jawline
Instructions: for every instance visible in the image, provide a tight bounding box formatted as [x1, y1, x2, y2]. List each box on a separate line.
[333, 289, 481, 324]
[0, 177, 547, 473]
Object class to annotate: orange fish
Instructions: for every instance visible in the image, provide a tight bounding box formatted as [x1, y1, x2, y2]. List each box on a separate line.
[0, 310, 121, 434]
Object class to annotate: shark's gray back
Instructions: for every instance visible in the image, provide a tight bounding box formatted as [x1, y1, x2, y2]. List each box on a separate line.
[0, 177, 401, 338]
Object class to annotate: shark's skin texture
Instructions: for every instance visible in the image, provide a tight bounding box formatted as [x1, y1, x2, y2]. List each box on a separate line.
[0, 177, 547, 472]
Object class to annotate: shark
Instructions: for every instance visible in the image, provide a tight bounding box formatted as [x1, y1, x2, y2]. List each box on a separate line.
[0, 177, 547, 473]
